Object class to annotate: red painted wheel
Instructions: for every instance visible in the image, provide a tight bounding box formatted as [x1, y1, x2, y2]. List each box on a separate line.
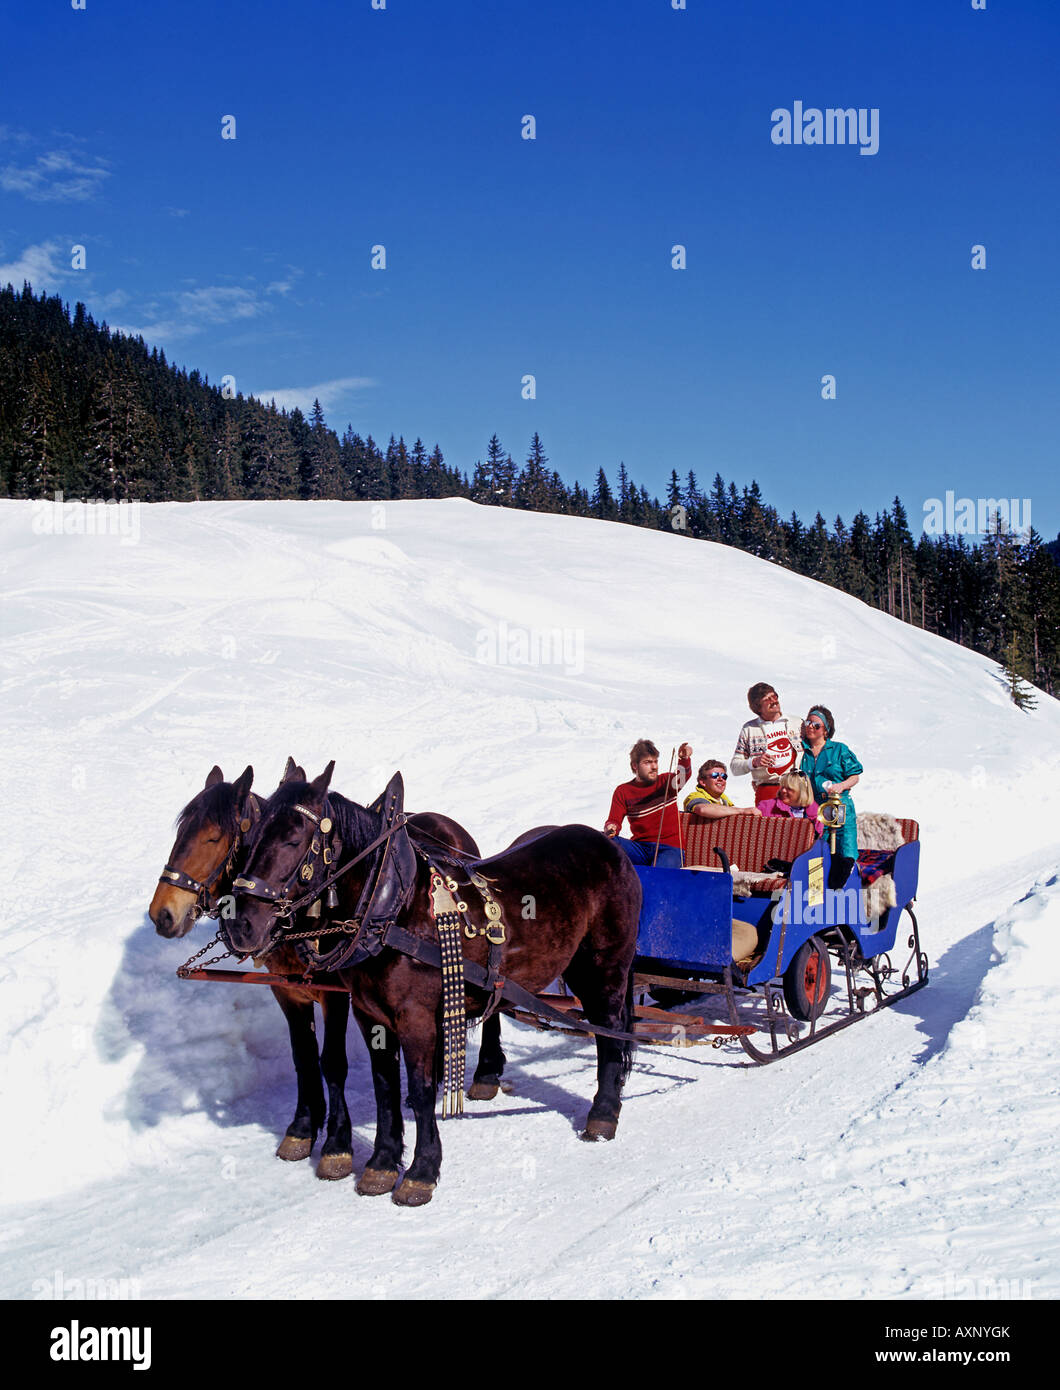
[783, 936, 832, 1022]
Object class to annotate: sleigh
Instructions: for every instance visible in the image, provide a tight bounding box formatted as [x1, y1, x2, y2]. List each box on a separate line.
[617, 811, 927, 1061]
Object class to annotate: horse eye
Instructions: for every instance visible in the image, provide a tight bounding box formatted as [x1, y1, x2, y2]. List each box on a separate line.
[205, 834, 223, 844]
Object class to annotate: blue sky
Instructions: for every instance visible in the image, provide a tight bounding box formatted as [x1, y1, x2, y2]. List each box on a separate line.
[3, 0, 1058, 538]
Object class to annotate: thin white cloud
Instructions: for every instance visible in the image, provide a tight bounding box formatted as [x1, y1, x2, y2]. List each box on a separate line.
[176, 286, 261, 323]
[112, 283, 276, 343]
[92, 288, 131, 313]
[0, 148, 110, 202]
[251, 376, 376, 415]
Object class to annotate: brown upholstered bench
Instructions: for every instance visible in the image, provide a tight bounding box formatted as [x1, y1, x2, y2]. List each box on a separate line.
[680, 813, 817, 894]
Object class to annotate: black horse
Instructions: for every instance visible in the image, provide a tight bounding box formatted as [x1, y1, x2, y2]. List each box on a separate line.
[150, 760, 485, 1179]
[228, 764, 642, 1206]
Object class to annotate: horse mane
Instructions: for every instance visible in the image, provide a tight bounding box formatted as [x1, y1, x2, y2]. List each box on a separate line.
[261, 781, 378, 852]
[329, 791, 379, 852]
[176, 780, 240, 838]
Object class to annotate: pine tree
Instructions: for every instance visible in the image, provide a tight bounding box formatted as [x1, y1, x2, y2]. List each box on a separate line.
[592, 467, 616, 520]
[1018, 528, 1060, 695]
[617, 461, 632, 523]
[426, 443, 449, 498]
[208, 412, 243, 499]
[1000, 635, 1037, 710]
[11, 360, 61, 497]
[516, 433, 550, 510]
[385, 435, 412, 498]
[666, 470, 681, 512]
[300, 399, 343, 498]
[804, 511, 834, 583]
[410, 438, 429, 495]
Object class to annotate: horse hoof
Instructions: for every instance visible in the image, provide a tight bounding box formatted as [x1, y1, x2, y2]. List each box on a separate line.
[356, 1167, 399, 1197]
[581, 1118, 617, 1142]
[392, 1178, 436, 1207]
[317, 1152, 354, 1181]
[277, 1135, 313, 1161]
[467, 1080, 499, 1101]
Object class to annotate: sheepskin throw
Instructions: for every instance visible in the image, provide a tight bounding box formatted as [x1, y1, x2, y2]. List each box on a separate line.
[857, 812, 906, 852]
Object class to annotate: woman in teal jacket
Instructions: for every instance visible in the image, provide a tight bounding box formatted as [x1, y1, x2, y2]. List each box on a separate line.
[799, 705, 863, 860]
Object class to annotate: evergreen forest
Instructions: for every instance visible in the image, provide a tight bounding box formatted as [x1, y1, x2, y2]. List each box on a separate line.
[3, 282, 1057, 698]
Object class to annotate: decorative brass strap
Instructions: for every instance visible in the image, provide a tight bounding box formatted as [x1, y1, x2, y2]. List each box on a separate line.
[430, 871, 467, 1118]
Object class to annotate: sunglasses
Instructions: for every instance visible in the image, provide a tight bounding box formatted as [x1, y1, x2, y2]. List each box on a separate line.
[804, 719, 824, 730]
[706, 772, 728, 780]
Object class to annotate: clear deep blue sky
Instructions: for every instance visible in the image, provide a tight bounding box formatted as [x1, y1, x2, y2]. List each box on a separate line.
[3, 0, 1057, 538]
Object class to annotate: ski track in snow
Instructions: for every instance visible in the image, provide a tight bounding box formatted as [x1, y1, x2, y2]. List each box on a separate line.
[1, 498, 1058, 1301]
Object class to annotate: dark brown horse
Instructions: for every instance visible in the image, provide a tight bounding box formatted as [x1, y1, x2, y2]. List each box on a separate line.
[227, 765, 641, 1206]
[150, 761, 485, 1179]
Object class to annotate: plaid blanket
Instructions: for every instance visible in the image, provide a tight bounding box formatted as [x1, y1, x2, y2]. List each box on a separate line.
[857, 849, 896, 884]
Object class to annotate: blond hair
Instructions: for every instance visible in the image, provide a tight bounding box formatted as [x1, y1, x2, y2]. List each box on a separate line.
[778, 771, 813, 808]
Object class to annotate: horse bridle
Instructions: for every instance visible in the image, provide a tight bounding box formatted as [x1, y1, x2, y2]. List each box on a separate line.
[158, 794, 262, 921]
[227, 788, 416, 968]
[231, 800, 342, 912]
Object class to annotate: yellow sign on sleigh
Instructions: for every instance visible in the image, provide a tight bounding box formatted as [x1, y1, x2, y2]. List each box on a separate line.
[807, 856, 824, 908]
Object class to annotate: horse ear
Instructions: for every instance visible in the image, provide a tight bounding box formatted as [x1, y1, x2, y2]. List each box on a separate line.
[282, 756, 307, 783]
[310, 760, 335, 798]
[206, 766, 224, 788]
[233, 765, 254, 803]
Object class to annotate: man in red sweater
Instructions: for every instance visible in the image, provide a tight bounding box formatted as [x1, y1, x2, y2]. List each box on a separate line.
[604, 739, 693, 868]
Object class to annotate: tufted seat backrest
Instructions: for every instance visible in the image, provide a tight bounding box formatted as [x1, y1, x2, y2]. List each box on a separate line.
[681, 813, 816, 873]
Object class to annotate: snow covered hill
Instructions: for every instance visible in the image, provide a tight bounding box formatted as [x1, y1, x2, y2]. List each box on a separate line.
[1, 497, 1057, 1300]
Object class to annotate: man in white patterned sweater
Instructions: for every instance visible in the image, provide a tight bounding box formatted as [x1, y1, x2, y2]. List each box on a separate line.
[730, 682, 805, 806]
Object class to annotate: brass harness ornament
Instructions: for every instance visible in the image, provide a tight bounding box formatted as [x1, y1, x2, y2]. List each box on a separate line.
[429, 868, 509, 1117]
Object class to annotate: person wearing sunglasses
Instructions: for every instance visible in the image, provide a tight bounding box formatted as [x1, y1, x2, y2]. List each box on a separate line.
[730, 681, 805, 805]
[800, 705, 863, 859]
[683, 760, 762, 820]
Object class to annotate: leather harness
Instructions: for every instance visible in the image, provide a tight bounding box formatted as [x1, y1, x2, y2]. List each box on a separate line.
[222, 774, 641, 1052]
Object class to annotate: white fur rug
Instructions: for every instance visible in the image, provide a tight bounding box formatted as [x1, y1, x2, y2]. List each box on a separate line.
[857, 811, 906, 852]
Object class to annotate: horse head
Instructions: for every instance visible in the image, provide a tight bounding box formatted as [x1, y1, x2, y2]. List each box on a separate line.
[227, 761, 340, 957]
[150, 764, 256, 938]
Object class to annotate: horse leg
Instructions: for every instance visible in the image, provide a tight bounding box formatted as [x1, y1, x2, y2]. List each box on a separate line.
[316, 992, 353, 1180]
[563, 950, 636, 1143]
[392, 1025, 443, 1207]
[468, 1013, 506, 1101]
[353, 1011, 404, 1196]
[271, 987, 327, 1161]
